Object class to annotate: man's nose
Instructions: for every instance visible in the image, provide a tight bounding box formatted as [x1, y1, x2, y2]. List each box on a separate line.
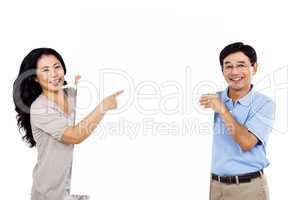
[231, 66, 240, 74]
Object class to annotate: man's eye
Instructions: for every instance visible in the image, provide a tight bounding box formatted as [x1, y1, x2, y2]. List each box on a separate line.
[238, 64, 246, 68]
[225, 66, 233, 69]
[55, 65, 61, 69]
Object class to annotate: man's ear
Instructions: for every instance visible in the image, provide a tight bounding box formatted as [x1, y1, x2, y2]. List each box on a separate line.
[252, 63, 258, 76]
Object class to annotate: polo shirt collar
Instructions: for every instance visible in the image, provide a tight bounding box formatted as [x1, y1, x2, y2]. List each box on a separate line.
[222, 84, 255, 107]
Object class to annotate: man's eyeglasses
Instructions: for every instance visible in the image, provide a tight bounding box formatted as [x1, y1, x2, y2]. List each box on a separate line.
[223, 63, 252, 72]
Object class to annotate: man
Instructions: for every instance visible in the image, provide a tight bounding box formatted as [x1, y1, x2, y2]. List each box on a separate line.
[200, 42, 275, 200]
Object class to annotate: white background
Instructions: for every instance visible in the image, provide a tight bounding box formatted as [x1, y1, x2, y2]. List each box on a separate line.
[0, 0, 298, 199]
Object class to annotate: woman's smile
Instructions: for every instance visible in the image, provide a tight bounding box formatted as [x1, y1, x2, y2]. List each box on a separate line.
[35, 54, 65, 93]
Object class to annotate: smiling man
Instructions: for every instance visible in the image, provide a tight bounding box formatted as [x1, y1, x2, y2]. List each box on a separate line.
[200, 42, 276, 200]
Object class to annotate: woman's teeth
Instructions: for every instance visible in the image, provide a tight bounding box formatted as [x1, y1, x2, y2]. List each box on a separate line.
[49, 79, 61, 85]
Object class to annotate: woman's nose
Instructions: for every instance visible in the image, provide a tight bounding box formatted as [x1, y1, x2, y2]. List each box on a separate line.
[49, 68, 58, 77]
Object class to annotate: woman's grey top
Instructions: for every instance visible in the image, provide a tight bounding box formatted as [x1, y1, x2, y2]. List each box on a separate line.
[30, 87, 79, 200]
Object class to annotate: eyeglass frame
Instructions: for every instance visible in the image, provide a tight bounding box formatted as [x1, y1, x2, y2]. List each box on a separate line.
[222, 61, 254, 72]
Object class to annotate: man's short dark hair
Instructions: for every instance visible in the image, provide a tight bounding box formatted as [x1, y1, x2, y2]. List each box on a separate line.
[219, 42, 257, 67]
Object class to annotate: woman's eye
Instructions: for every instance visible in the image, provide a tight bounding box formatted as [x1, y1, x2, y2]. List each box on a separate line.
[55, 65, 61, 69]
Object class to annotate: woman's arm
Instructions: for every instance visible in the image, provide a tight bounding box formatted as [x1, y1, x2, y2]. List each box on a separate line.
[62, 91, 123, 144]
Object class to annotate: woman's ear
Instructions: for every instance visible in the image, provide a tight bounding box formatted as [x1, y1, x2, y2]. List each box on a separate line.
[34, 77, 38, 83]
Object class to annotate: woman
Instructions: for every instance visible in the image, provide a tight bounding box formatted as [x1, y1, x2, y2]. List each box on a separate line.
[13, 48, 123, 200]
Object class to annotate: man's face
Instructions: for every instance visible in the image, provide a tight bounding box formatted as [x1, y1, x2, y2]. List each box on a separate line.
[222, 51, 257, 91]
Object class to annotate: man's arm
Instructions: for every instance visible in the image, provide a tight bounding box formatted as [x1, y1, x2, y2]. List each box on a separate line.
[219, 108, 258, 151]
[200, 94, 258, 151]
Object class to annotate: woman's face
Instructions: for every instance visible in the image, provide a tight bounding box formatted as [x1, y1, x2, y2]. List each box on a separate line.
[35, 54, 65, 93]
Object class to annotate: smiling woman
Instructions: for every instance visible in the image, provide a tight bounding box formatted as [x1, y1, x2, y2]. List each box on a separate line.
[13, 48, 123, 200]
[35, 54, 66, 94]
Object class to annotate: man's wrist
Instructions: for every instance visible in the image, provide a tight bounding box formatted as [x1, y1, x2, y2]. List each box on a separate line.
[219, 105, 228, 116]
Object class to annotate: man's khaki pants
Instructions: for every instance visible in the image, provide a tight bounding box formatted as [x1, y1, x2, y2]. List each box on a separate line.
[209, 174, 269, 200]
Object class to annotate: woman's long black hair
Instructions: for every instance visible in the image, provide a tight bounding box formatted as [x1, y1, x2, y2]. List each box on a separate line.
[13, 48, 67, 147]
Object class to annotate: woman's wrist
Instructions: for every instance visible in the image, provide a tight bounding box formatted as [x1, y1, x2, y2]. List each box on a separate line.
[98, 102, 107, 114]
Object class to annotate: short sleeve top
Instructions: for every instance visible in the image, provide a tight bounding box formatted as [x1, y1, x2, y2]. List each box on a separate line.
[30, 87, 76, 200]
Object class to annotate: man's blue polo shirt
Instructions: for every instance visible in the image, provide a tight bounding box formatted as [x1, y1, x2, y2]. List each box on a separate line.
[211, 85, 276, 176]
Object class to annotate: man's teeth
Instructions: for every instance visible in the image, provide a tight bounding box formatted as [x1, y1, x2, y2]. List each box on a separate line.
[230, 77, 242, 81]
